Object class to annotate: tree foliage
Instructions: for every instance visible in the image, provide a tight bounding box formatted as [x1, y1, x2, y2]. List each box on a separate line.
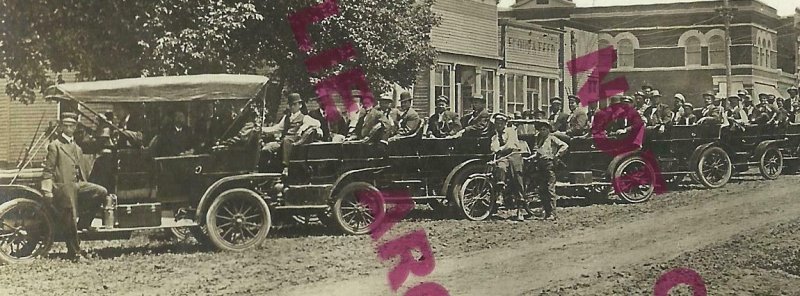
[0, 0, 439, 103]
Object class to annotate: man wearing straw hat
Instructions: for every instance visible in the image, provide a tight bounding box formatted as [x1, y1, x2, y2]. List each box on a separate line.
[42, 112, 108, 260]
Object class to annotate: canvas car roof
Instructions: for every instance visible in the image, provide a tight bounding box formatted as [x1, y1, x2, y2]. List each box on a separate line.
[44, 74, 268, 103]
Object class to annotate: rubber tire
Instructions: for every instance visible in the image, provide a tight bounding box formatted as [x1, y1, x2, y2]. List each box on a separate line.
[758, 146, 783, 180]
[450, 164, 488, 217]
[695, 146, 732, 189]
[205, 189, 271, 252]
[457, 175, 497, 221]
[0, 198, 54, 264]
[612, 156, 656, 204]
[333, 182, 385, 235]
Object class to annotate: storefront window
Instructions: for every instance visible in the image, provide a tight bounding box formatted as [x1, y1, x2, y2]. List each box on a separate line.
[434, 64, 452, 103]
[481, 69, 495, 112]
[527, 76, 539, 111]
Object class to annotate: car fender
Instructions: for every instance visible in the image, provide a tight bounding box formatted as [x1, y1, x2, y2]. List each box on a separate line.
[329, 166, 390, 201]
[688, 142, 719, 168]
[606, 150, 643, 177]
[754, 139, 787, 158]
[195, 173, 281, 223]
[441, 158, 487, 197]
[0, 184, 44, 205]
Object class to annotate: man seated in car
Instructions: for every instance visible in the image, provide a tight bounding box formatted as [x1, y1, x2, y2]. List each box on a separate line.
[308, 95, 347, 142]
[390, 92, 422, 140]
[262, 93, 321, 172]
[426, 96, 462, 138]
[673, 103, 697, 125]
[360, 95, 400, 142]
[726, 95, 749, 131]
[697, 91, 724, 125]
[154, 110, 196, 156]
[489, 113, 526, 222]
[456, 94, 491, 137]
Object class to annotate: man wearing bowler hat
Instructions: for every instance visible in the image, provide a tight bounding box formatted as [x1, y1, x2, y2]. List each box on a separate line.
[427, 95, 462, 138]
[262, 93, 322, 171]
[457, 94, 491, 137]
[392, 92, 422, 139]
[42, 112, 109, 260]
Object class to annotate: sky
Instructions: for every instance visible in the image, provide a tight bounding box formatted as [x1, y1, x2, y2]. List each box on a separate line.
[498, 0, 799, 16]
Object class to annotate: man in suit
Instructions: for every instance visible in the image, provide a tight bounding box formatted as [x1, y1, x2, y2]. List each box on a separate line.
[489, 113, 527, 221]
[309, 96, 347, 142]
[697, 91, 724, 125]
[155, 110, 195, 156]
[674, 103, 697, 125]
[361, 94, 401, 141]
[42, 112, 108, 260]
[391, 92, 422, 139]
[427, 96, 462, 138]
[786, 86, 799, 123]
[457, 94, 491, 137]
[262, 93, 321, 170]
[563, 95, 589, 137]
[727, 95, 749, 129]
[347, 90, 370, 140]
[548, 98, 569, 132]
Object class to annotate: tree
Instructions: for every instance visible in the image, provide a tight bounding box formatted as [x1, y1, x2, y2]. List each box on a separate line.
[0, 0, 439, 104]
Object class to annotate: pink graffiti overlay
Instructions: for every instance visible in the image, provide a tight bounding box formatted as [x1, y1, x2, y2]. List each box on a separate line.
[569, 46, 667, 197]
[653, 268, 708, 296]
[288, 0, 375, 123]
[358, 189, 450, 296]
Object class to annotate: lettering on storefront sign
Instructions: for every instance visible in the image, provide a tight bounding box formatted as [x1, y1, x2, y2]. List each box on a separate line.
[506, 36, 558, 54]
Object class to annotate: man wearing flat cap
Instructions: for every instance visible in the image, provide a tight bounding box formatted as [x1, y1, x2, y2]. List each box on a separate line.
[726, 95, 749, 129]
[548, 97, 569, 132]
[427, 96, 462, 138]
[489, 113, 527, 221]
[262, 93, 322, 170]
[391, 92, 422, 139]
[42, 112, 109, 260]
[673, 102, 697, 125]
[362, 94, 401, 141]
[457, 94, 491, 137]
[557, 95, 589, 138]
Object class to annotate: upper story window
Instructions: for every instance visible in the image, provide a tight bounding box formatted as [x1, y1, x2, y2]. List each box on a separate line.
[536, 0, 549, 4]
[708, 35, 725, 65]
[598, 39, 617, 68]
[617, 39, 635, 68]
[686, 36, 702, 66]
[766, 40, 772, 68]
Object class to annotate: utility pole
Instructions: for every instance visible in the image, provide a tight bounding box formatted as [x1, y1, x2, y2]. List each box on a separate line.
[571, 31, 578, 95]
[717, 0, 737, 97]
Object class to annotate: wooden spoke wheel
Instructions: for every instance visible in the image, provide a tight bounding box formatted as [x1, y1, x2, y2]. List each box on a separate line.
[206, 189, 271, 252]
[758, 146, 783, 180]
[612, 156, 656, 204]
[0, 199, 54, 264]
[457, 175, 496, 221]
[695, 146, 732, 189]
[333, 182, 385, 235]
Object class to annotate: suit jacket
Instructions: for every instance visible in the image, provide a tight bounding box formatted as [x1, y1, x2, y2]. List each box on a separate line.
[42, 135, 91, 209]
[461, 109, 491, 137]
[428, 110, 461, 138]
[361, 108, 401, 140]
[395, 108, 422, 136]
[156, 125, 196, 156]
[309, 108, 347, 141]
[565, 108, 589, 136]
[551, 112, 570, 132]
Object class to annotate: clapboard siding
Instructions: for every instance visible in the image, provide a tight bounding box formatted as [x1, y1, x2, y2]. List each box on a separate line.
[432, 0, 499, 59]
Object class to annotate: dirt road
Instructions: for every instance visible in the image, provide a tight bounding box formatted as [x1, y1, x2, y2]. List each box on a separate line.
[2, 174, 799, 296]
[276, 175, 800, 296]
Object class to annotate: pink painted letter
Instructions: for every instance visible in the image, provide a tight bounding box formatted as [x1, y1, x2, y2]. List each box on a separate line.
[653, 268, 707, 296]
[567, 46, 629, 107]
[378, 230, 436, 292]
[288, 0, 340, 53]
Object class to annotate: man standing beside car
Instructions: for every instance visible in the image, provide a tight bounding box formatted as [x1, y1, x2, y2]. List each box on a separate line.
[41, 112, 108, 260]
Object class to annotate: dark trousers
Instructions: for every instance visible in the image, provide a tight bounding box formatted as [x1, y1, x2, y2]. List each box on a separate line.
[533, 161, 558, 216]
[493, 154, 525, 208]
[265, 130, 318, 166]
[56, 181, 107, 254]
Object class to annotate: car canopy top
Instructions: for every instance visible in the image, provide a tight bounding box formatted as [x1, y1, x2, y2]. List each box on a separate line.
[44, 74, 268, 103]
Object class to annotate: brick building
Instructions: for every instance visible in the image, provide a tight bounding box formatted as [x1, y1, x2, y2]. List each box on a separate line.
[502, 0, 799, 106]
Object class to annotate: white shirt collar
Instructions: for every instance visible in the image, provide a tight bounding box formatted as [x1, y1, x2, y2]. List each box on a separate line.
[62, 134, 74, 143]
